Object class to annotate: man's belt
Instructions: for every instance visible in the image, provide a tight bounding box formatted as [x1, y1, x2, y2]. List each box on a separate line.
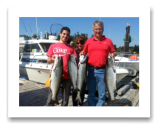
[88, 64, 105, 69]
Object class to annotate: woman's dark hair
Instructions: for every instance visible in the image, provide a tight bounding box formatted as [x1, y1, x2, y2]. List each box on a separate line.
[60, 27, 70, 34]
[76, 36, 85, 44]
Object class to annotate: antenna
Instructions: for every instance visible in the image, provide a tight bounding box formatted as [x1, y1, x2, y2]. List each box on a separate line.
[21, 18, 29, 37]
[35, 17, 38, 39]
[45, 30, 48, 39]
[27, 20, 33, 37]
[40, 32, 42, 39]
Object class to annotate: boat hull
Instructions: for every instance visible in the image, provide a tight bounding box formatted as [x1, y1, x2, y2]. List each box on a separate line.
[19, 67, 50, 84]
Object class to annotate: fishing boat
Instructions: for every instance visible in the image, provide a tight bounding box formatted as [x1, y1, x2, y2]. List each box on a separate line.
[114, 52, 139, 76]
[115, 67, 129, 83]
[19, 35, 59, 84]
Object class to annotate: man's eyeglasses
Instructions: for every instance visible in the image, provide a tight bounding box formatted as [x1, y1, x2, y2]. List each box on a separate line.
[94, 28, 103, 31]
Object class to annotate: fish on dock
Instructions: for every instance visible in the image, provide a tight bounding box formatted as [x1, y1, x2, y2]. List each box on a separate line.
[46, 55, 63, 105]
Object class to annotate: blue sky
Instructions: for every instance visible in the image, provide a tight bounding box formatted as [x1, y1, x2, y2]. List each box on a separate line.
[19, 17, 139, 47]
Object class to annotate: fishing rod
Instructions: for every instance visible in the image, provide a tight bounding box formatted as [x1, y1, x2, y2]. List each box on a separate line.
[35, 17, 38, 39]
[21, 18, 29, 37]
[27, 19, 33, 37]
[35, 17, 41, 39]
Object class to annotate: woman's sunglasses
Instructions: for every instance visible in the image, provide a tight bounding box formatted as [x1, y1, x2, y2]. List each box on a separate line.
[76, 43, 84, 45]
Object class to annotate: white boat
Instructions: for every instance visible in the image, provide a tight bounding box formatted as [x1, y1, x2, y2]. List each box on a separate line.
[114, 52, 139, 76]
[19, 35, 59, 84]
[115, 67, 129, 83]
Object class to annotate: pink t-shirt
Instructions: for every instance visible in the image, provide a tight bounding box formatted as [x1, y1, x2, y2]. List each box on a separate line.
[47, 42, 77, 79]
[83, 36, 115, 67]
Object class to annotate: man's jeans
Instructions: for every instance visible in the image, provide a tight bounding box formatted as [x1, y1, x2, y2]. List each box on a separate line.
[87, 66, 106, 106]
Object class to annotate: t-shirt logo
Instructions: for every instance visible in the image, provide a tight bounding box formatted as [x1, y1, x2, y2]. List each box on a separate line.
[53, 47, 67, 53]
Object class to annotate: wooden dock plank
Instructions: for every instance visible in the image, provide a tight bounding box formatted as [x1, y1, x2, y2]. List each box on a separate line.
[123, 89, 138, 106]
[136, 102, 139, 106]
[131, 91, 139, 106]
[107, 89, 138, 106]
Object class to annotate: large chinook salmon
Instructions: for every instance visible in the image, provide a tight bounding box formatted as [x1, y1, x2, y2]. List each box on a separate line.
[76, 54, 88, 105]
[105, 57, 117, 101]
[68, 55, 78, 91]
[46, 55, 63, 105]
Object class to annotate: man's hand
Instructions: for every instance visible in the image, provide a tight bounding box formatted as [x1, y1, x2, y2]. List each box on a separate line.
[79, 50, 87, 56]
[47, 55, 55, 64]
[110, 52, 117, 59]
[51, 55, 55, 61]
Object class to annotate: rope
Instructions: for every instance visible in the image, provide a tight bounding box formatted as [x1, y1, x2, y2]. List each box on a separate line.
[20, 18, 28, 36]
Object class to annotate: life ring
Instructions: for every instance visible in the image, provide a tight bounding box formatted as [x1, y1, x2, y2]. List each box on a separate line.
[130, 55, 138, 61]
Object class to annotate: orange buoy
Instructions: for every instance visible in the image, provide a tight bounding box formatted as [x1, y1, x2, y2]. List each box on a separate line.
[130, 55, 138, 60]
[45, 78, 50, 87]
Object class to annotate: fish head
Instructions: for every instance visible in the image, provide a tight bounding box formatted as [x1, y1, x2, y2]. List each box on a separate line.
[108, 58, 114, 67]
[79, 55, 85, 62]
[52, 55, 62, 71]
[58, 56, 63, 64]
[79, 53, 88, 64]
[54, 55, 59, 63]
[69, 54, 76, 63]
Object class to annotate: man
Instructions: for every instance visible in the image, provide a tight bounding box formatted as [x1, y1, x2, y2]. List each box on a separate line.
[47, 27, 77, 106]
[80, 20, 116, 106]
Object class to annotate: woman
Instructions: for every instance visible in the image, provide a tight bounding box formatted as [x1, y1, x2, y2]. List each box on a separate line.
[72, 36, 86, 106]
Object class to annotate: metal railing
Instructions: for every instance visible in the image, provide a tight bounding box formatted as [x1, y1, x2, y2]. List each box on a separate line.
[30, 55, 49, 68]
[115, 52, 139, 67]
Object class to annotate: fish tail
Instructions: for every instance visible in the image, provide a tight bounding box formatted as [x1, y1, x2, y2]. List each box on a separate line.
[49, 99, 59, 106]
[73, 88, 78, 93]
[75, 91, 82, 105]
[73, 83, 79, 91]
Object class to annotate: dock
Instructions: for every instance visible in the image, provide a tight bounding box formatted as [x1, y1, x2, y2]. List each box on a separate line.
[19, 78, 139, 106]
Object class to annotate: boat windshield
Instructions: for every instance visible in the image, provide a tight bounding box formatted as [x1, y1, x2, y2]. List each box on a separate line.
[39, 43, 53, 52]
[23, 43, 41, 52]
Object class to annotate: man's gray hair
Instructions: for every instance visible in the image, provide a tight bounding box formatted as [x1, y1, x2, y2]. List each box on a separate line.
[92, 20, 104, 31]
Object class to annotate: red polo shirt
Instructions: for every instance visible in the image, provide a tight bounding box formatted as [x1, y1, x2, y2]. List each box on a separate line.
[83, 36, 115, 67]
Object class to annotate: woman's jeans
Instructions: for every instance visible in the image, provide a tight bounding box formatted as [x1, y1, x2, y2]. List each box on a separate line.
[87, 66, 106, 106]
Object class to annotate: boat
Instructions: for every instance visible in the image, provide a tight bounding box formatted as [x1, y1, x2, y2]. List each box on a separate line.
[115, 67, 129, 83]
[19, 35, 59, 84]
[114, 52, 139, 76]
